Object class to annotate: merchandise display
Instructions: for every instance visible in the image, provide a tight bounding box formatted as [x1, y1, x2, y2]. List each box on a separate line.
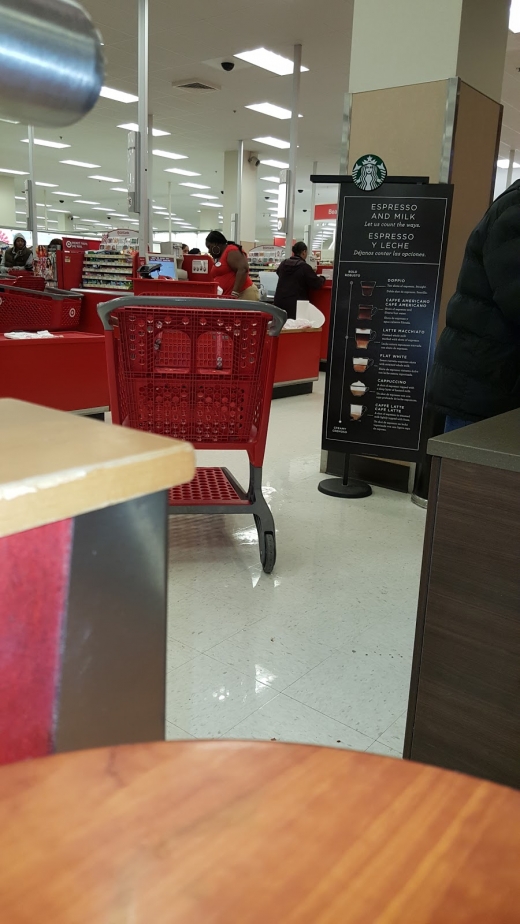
[82, 250, 135, 290]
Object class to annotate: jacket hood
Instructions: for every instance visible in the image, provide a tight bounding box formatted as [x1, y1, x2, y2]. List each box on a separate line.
[283, 255, 305, 274]
[13, 234, 27, 246]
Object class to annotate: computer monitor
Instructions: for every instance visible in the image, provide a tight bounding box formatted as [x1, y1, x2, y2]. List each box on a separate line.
[146, 254, 177, 279]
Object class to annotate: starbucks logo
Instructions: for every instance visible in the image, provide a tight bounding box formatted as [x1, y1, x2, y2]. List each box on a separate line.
[352, 154, 387, 192]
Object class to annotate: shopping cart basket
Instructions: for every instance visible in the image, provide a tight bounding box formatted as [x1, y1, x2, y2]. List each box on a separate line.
[0, 284, 82, 332]
[98, 296, 286, 573]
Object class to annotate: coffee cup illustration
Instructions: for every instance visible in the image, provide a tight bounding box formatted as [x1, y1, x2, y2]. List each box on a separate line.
[357, 305, 377, 320]
[352, 357, 374, 373]
[355, 328, 377, 349]
[350, 380, 368, 397]
[361, 280, 376, 298]
[350, 404, 368, 421]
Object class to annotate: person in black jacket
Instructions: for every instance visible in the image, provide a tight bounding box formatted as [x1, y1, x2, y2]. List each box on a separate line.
[1, 233, 33, 271]
[274, 242, 325, 319]
[429, 181, 520, 431]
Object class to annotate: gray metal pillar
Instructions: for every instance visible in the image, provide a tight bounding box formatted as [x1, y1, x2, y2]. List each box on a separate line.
[26, 125, 38, 247]
[285, 44, 302, 259]
[308, 159, 318, 251]
[138, 0, 149, 258]
[506, 147, 516, 189]
[236, 139, 244, 243]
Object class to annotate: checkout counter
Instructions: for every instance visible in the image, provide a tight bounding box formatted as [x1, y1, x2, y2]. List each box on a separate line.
[405, 410, 520, 789]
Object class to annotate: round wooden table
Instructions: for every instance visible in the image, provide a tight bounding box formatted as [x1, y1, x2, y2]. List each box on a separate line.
[1, 741, 519, 922]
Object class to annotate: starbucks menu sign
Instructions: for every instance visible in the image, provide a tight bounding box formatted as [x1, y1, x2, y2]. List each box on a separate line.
[323, 182, 452, 462]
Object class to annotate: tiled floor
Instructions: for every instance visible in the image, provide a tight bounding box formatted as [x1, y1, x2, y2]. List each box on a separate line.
[166, 374, 426, 758]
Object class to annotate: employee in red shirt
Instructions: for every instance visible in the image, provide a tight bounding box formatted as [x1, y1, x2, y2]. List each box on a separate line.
[205, 231, 259, 300]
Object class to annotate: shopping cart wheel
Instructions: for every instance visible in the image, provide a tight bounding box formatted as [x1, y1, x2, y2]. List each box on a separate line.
[261, 532, 276, 574]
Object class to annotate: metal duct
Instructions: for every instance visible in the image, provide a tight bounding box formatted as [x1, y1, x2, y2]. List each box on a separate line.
[0, 0, 104, 127]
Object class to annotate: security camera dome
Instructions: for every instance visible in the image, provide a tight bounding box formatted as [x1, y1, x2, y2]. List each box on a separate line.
[221, 61, 235, 72]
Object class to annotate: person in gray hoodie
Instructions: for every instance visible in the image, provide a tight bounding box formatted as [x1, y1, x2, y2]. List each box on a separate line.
[2, 233, 33, 270]
[274, 242, 325, 319]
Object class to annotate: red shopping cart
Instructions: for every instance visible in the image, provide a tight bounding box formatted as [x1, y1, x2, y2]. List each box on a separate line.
[0, 284, 82, 332]
[98, 296, 286, 573]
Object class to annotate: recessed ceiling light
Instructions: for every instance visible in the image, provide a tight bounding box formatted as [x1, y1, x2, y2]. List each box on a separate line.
[234, 48, 308, 76]
[21, 138, 70, 148]
[179, 182, 210, 189]
[246, 102, 302, 120]
[253, 136, 290, 149]
[111, 187, 128, 192]
[153, 149, 188, 160]
[497, 158, 520, 168]
[260, 159, 289, 169]
[52, 191, 81, 197]
[34, 181, 59, 188]
[100, 86, 138, 103]
[260, 175, 280, 183]
[89, 175, 123, 182]
[199, 202, 223, 208]
[0, 167, 28, 175]
[511, 0, 520, 31]
[191, 193, 218, 199]
[60, 159, 100, 168]
[164, 167, 201, 176]
[74, 200, 100, 205]
[118, 122, 170, 137]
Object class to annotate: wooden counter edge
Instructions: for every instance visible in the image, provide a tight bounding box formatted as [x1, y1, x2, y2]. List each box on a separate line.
[0, 440, 195, 539]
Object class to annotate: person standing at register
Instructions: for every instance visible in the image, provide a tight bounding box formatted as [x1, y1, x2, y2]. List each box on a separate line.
[274, 242, 325, 320]
[205, 230, 259, 300]
[429, 179, 520, 431]
[2, 233, 33, 270]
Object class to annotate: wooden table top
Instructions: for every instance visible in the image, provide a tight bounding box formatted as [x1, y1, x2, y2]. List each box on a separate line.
[0, 741, 519, 922]
[0, 399, 194, 538]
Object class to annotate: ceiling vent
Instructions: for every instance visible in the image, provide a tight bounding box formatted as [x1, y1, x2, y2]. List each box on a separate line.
[172, 78, 220, 92]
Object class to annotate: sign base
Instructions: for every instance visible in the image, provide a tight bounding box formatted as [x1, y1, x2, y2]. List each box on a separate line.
[318, 477, 372, 499]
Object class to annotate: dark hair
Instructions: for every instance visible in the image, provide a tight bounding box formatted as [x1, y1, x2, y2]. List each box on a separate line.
[48, 238, 62, 249]
[292, 241, 308, 256]
[188, 247, 201, 254]
[206, 230, 244, 253]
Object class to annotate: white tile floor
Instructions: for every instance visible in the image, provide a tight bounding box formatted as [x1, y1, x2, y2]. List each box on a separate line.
[166, 375, 426, 758]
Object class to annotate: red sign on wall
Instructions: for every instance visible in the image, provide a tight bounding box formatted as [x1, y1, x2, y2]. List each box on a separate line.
[314, 203, 338, 220]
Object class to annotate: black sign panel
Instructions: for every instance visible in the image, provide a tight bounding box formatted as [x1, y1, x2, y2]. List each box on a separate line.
[323, 182, 452, 461]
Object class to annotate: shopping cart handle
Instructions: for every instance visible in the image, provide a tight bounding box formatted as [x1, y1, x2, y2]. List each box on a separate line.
[97, 296, 287, 336]
[0, 284, 79, 300]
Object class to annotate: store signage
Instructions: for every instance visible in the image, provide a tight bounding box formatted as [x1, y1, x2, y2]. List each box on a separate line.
[314, 204, 338, 221]
[322, 181, 453, 462]
[352, 154, 387, 192]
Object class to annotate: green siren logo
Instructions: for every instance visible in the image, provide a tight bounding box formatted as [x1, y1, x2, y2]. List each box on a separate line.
[352, 154, 387, 191]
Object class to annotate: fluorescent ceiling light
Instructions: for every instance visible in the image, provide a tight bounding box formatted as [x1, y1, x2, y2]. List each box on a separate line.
[118, 122, 170, 137]
[253, 136, 290, 149]
[47, 208, 71, 213]
[261, 175, 280, 183]
[91, 206, 113, 211]
[267, 207, 278, 211]
[52, 191, 81, 197]
[164, 167, 200, 176]
[510, 0, 520, 31]
[0, 117, 20, 124]
[60, 159, 100, 168]
[14, 195, 25, 200]
[191, 193, 218, 199]
[260, 159, 289, 169]
[80, 219, 104, 224]
[0, 167, 28, 175]
[234, 48, 308, 76]
[89, 175, 123, 182]
[264, 188, 280, 194]
[74, 200, 100, 205]
[110, 213, 128, 218]
[246, 102, 302, 120]
[21, 138, 70, 149]
[497, 157, 520, 168]
[200, 202, 223, 208]
[179, 182, 210, 189]
[111, 187, 128, 192]
[100, 86, 138, 103]
[35, 181, 58, 188]
[153, 149, 187, 160]
[15, 210, 26, 215]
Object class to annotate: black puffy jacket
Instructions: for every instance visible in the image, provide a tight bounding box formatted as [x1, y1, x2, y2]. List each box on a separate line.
[274, 256, 325, 320]
[429, 180, 520, 421]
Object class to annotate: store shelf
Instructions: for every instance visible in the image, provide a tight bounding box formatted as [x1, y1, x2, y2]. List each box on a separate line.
[82, 250, 135, 291]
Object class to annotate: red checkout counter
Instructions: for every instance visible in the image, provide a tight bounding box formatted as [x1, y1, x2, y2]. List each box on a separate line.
[0, 255, 323, 412]
[310, 266, 333, 365]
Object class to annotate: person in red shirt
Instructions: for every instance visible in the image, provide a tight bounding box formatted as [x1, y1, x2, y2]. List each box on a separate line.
[205, 230, 259, 300]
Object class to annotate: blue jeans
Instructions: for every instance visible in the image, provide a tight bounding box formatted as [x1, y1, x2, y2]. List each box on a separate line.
[444, 415, 472, 433]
